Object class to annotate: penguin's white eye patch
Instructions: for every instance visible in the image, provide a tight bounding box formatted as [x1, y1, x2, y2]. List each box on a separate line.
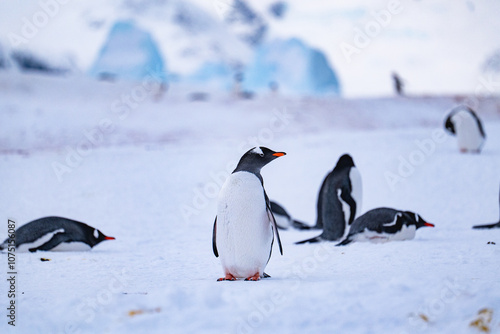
[93, 229, 99, 239]
[252, 147, 264, 156]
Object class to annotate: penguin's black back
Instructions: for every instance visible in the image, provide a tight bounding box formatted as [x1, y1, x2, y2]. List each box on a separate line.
[347, 208, 403, 235]
[12, 217, 97, 246]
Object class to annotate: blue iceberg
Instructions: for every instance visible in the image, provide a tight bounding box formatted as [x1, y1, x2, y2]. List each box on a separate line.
[242, 38, 340, 95]
[89, 21, 167, 83]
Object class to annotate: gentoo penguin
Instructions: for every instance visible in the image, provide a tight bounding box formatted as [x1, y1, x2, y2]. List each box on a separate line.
[473, 185, 500, 229]
[444, 106, 486, 153]
[336, 208, 434, 246]
[0, 217, 115, 252]
[212, 147, 285, 281]
[296, 154, 362, 243]
[270, 201, 311, 230]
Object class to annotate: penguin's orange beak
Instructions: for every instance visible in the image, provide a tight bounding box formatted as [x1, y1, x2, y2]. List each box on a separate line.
[423, 222, 434, 227]
[104, 236, 116, 240]
[273, 152, 286, 157]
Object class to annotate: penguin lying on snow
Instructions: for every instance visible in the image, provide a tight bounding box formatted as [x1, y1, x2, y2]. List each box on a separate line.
[444, 105, 486, 153]
[212, 147, 285, 281]
[296, 154, 362, 244]
[473, 185, 500, 229]
[269, 201, 311, 230]
[0, 216, 115, 252]
[336, 208, 434, 246]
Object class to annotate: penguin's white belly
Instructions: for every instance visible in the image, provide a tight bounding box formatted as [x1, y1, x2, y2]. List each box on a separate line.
[349, 167, 362, 218]
[354, 225, 416, 243]
[453, 111, 484, 151]
[50, 242, 91, 251]
[216, 172, 273, 278]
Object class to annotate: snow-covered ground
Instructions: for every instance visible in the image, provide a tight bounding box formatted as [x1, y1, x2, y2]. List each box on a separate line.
[1, 72, 500, 333]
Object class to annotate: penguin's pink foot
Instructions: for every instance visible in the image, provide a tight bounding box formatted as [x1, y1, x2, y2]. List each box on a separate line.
[217, 274, 237, 281]
[244, 273, 260, 281]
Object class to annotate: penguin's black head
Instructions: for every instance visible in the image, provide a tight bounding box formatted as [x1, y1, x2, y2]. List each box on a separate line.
[90, 228, 115, 247]
[403, 211, 435, 229]
[333, 154, 355, 172]
[233, 147, 286, 174]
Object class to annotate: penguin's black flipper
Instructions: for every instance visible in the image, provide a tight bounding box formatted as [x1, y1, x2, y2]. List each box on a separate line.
[340, 187, 357, 225]
[28, 232, 69, 252]
[295, 236, 322, 244]
[265, 192, 283, 255]
[212, 217, 219, 257]
[263, 272, 271, 278]
[472, 222, 500, 229]
[292, 220, 315, 230]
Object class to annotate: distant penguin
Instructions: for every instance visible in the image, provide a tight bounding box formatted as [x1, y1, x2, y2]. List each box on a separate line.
[473, 185, 500, 229]
[392, 72, 404, 96]
[444, 106, 486, 153]
[296, 154, 362, 243]
[212, 147, 285, 281]
[336, 208, 434, 246]
[270, 201, 312, 230]
[0, 217, 115, 252]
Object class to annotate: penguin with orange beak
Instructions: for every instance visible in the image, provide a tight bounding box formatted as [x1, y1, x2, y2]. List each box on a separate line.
[212, 147, 285, 281]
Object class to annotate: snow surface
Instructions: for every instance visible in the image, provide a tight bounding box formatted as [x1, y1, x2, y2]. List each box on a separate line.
[1, 71, 500, 333]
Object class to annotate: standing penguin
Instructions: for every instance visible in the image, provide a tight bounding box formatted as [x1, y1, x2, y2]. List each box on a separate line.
[473, 184, 500, 229]
[296, 154, 362, 243]
[212, 147, 285, 281]
[0, 217, 115, 252]
[336, 208, 434, 246]
[392, 72, 405, 96]
[444, 106, 486, 153]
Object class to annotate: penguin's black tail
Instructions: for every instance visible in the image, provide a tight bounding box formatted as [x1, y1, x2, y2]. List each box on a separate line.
[472, 222, 500, 229]
[295, 236, 323, 244]
[335, 238, 353, 246]
[292, 220, 315, 230]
